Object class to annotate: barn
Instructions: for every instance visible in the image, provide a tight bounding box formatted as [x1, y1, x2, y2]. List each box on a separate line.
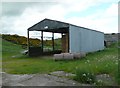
[27, 18, 104, 56]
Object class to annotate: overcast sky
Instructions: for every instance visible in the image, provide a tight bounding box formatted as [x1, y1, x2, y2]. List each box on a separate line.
[1, 0, 119, 38]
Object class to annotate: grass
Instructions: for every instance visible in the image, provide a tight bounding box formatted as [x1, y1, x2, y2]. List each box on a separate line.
[2, 38, 119, 85]
[74, 68, 95, 84]
[2, 39, 24, 58]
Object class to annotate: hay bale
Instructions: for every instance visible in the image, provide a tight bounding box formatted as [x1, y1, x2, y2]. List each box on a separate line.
[73, 53, 81, 59]
[80, 52, 86, 57]
[54, 54, 63, 60]
[63, 53, 74, 60]
[73, 52, 86, 59]
[54, 52, 85, 61]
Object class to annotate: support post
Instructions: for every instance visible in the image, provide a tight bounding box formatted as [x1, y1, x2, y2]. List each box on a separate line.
[52, 32, 54, 51]
[41, 31, 43, 52]
[61, 33, 63, 53]
[67, 32, 70, 53]
[27, 29, 30, 56]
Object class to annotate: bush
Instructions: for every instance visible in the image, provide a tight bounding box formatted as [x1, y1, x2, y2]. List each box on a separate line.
[74, 69, 95, 84]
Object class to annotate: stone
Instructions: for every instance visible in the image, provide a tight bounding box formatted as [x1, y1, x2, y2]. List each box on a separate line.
[96, 74, 117, 85]
[21, 50, 28, 55]
[2, 73, 83, 86]
[50, 71, 75, 77]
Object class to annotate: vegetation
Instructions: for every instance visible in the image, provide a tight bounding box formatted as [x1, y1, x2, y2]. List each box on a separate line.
[74, 69, 95, 84]
[2, 34, 61, 50]
[2, 34, 40, 47]
[1, 34, 119, 85]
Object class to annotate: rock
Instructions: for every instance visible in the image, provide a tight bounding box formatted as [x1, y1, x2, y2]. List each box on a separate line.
[21, 50, 28, 55]
[50, 71, 75, 77]
[2, 72, 91, 86]
[2, 72, 34, 86]
[96, 74, 117, 85]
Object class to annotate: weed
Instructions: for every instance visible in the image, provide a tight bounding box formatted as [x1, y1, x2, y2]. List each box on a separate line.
[74, 69, 95, 84]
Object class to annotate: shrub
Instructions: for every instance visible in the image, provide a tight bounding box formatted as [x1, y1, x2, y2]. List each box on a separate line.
[74, 69, 95, 84]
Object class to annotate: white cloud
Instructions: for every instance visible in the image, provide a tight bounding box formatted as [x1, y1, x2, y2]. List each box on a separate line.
[65, 3, 118, 33]
[105, 3, 118, 17]
[43, 4, 66, 20]
[1, 0, 118, 37]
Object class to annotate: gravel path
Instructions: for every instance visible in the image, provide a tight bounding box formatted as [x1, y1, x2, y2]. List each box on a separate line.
[1, 71, 117, 86]
[1, 71, 90, 86]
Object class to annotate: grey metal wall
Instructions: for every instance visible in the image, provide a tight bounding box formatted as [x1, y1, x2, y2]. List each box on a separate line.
[69, 25, 104, 53]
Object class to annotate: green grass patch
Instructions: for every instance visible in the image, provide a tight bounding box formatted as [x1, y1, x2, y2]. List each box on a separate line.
[2, 38, 119, 85]
[2, 39, 24, 59]
[74, 69, 95, 84]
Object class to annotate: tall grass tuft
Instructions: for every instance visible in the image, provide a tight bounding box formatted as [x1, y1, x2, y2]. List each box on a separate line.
[74, 68, 95, 84]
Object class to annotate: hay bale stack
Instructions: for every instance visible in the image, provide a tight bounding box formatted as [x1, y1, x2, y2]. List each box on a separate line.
[80, 52, 86, 57]
[54, 52, 86, 60]
[54, 53, 74, 60]
[63, 53, 74, 60]
[73, 53, 81, 59]
[73, 52, 86, 59]
[54, 54, 63, 60]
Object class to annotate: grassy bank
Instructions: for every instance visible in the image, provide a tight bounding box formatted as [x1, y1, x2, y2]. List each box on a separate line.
[2, 38, 119, 85]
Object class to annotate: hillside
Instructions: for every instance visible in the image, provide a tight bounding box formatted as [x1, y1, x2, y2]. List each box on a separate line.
[2, 34, 41, 47]
[2, 38, 25, 59]
[1, 34, 61, 49]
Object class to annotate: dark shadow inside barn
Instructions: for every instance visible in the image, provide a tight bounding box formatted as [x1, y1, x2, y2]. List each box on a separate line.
[27, 19, 69, 56]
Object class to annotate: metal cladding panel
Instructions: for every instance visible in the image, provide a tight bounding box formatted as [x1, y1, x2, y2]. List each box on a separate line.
[69, 25, 81, 53]
[80, 28, 104, 52]
[69, 25, 104, 53]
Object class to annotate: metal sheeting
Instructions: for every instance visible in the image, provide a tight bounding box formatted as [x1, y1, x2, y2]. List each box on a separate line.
[28, 19, 69, 33]
[69, 26, 81, 53]
[69, 25, 104, 53]
[28, 18, 104, 54]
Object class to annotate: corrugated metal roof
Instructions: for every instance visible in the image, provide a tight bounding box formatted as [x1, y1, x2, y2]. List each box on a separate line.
[28, 18, 103, 34]
[28, 18, 69, 33]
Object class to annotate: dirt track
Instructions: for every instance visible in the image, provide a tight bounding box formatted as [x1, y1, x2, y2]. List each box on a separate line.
[1, 71, 117, 86]
[1, 71, 89, 86]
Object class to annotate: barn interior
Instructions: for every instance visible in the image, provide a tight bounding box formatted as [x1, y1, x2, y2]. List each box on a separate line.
[27, 27, 69, 56]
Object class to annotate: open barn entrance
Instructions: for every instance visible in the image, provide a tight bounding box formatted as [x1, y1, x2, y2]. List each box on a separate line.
[41, 32, 63, 53]
[27, 18, 70, 56]
[27, 30, 69, 56]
